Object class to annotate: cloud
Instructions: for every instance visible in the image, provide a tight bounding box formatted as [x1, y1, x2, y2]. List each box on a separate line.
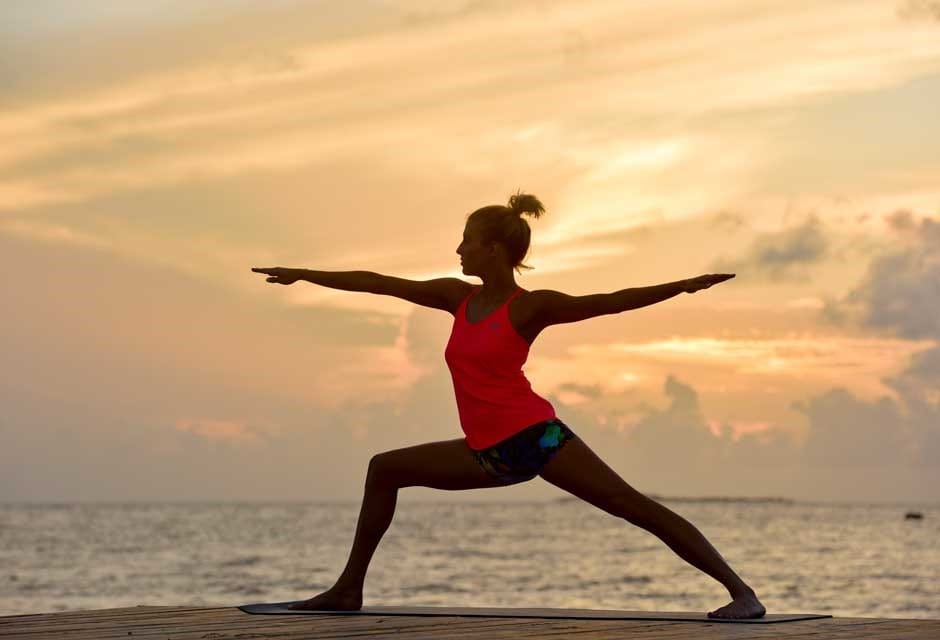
[4, 2, 940, 504]
[897, 0, 940, 21]
[0, 216, 111, 249]
[566, 334, 928, 394]
[710, 215, 830, 282]
[885, 208, 919, 232]
[541, 374, 806, 498]
[3, 217, 937, 502]
[4, 0, 940, 220]
[904, 343, 940, 382]
[0, 232, 472, 502]
[540, 367, 937, 501]
[554, 382, 605, 405]
[834, 214, 940, 340]
[806, 210, 940, 480]
[706, 211, 749, 235]
[174, 417, 279, 446]
[791, 388, 910, 466]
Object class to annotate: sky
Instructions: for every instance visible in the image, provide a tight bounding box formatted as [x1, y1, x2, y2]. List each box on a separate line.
[2, 0, 939, 504]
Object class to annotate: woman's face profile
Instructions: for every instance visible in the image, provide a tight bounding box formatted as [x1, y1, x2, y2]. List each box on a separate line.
[457, 224, 482, 273]
[457, 220, 506, 275]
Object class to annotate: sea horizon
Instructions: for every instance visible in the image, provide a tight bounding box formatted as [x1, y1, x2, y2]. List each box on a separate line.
[2, 499, 937, 619]
[2, 495, 937, 507]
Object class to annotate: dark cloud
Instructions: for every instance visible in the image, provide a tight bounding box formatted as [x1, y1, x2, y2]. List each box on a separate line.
[818, 292, 851, 328]
[904, 344, 940, 382]
[804, 210, 940, 486]
[832, 214, 940, 340]
[5, 205, 938, 503]
[544, 375, 801, 498]
[791, 388, 909, 467]
[788, 373, 940, 497]
[897, 0, 940, 21]
[543, 369, 937, 501]
[620, 376, 724, 468]
[556, 382, 604, 399]
[850, 252, 940, 340]
[706, 210, 749, 234]
[885, 208, 918, 233]
[709, 215, 829, 282]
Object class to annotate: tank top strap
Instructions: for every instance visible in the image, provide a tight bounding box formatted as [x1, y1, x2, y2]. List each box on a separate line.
[460, 285, 478, 308]
[459, 285, 523, 317]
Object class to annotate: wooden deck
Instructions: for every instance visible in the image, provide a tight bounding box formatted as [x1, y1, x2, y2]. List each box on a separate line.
[1, 605, 938, 639]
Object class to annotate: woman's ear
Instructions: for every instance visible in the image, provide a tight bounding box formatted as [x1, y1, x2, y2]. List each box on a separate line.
[489, 241, 509, 263]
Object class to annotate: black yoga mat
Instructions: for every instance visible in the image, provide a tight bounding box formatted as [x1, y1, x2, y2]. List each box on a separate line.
[238, 602, 832, 624]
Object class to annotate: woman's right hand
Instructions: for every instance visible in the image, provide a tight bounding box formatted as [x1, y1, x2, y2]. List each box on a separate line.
[251, 267, 301, 285]
[681, 273, 735, 293]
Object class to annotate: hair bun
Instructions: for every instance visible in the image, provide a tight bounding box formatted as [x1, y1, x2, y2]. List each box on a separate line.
[507, 191, 546, 219]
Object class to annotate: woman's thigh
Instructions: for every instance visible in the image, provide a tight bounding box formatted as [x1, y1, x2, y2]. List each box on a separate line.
[370, 437, 508, 491]
[538, 434, 652, 523]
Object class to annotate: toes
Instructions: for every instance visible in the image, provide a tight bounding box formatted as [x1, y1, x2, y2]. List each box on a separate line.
[708, 605, 764, 620]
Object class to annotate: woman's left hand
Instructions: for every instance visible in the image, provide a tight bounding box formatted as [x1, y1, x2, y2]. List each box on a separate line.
[682, 273, 735, 294]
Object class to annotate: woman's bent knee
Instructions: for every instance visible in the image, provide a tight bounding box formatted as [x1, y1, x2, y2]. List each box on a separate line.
[366, 454, 399, 486]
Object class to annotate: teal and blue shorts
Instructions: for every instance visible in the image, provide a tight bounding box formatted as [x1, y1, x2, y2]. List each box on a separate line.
[472, 417, 578, 486]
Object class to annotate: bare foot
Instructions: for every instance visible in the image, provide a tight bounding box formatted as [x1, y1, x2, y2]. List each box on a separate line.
[287, 587, 363, 611]
[707, 590, 766, 619]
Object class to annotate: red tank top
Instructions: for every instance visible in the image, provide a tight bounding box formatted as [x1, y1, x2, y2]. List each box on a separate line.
[444, 285, 556, 450]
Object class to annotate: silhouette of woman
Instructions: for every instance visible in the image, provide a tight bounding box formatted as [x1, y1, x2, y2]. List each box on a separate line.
[251, 190, 765, 619]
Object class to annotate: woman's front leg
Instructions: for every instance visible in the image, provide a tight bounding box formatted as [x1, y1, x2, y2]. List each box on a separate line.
[288, 467, 397, 610]
[288, 437, 507, 610]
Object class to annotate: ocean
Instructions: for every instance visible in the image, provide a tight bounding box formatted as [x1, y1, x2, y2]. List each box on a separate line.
[1, 499, 937, 619]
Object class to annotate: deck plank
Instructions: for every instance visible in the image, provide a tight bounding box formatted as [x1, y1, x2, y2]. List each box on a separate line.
[0, 606, 937, 640]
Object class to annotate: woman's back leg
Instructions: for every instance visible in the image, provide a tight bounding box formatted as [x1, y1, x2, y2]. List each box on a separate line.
[537, 434, 765, 618]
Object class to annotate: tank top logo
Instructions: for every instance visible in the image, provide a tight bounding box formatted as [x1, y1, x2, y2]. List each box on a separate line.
[489, 321, 499, 329]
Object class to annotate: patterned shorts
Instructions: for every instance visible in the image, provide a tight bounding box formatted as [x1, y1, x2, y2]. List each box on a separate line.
[472, 418, 578, 486]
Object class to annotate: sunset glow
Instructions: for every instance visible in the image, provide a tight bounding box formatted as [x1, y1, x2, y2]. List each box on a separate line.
[2, 0, 938, 503]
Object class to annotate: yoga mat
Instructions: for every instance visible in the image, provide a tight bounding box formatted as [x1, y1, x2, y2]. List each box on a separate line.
[238, 602, 831, 624]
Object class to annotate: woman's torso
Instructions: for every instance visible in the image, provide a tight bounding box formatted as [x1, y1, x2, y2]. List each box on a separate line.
[451, 281, 545, 345]
[444, 282, 556, 450]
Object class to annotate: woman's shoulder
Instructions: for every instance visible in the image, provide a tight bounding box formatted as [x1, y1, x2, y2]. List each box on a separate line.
[446, 279, 476, 314]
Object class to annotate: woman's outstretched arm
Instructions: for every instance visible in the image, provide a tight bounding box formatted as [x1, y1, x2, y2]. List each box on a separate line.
[251, 267, 378, 291]
[603, 273, 735, 312]
[251, 267, 464, 312]
[533, 274, 734, 327]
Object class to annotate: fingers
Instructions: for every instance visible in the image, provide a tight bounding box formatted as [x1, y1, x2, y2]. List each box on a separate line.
[708, 273, 735, 283]
[690, 273, 735, 292]
[252, 267, 281, 283]
[253, 267, 281, 279]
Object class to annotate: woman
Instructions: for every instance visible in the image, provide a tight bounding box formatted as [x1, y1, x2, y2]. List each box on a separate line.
[251, 191, 765, 619]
